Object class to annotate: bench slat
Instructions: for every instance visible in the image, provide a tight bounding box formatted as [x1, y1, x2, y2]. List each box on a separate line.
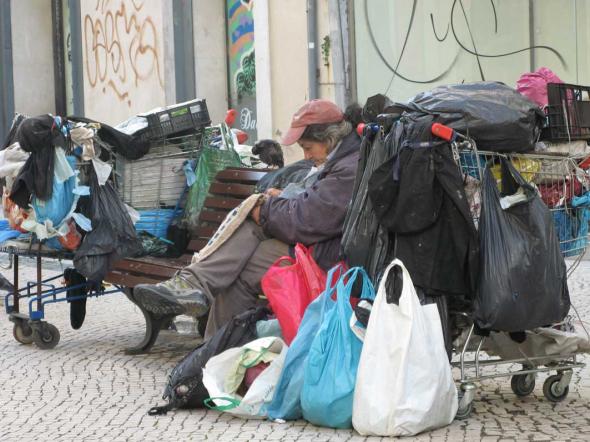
[105, 271, 165, 287]
[195, 226, 218, 238]
[112, 260, 181, 279]
[203, 196, 242, 210]
[198, 210, 228, 224]
[209, 182, 255, 197]
[187, 238, 209, 252]
[216, 169, 268, 183]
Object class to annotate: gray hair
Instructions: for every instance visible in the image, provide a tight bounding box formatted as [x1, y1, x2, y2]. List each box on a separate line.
[299, 120, 353, 151]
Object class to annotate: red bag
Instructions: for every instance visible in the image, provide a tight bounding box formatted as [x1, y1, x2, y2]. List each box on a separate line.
[261, 244, 326, 344]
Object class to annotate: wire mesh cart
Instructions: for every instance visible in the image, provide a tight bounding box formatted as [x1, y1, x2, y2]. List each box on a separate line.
[431, 124, 590, 419]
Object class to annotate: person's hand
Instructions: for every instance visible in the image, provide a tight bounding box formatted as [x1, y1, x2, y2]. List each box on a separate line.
[250, 205, 261, 225]
[265, 188, 282, 197]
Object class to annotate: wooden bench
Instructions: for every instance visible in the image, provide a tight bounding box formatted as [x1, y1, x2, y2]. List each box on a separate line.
[105, 167, 269, 354]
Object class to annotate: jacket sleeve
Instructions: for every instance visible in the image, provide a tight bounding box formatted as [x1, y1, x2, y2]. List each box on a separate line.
[259, 160, 357, 246]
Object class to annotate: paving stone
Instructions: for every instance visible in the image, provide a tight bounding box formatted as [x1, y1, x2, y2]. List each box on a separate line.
[1, 257, 590, 440]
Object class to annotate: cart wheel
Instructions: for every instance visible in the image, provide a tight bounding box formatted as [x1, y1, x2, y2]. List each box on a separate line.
[13, 322, 34, 345]
[456, 384, 475, 420]
[455, 401, 473, 420]
[32, 323, 60, 350]
[543, 374, 569, 402]
[511, 373, 536, 397]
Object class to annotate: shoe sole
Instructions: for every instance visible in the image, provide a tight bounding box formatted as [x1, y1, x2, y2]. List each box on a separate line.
[134, 286, 187, 316]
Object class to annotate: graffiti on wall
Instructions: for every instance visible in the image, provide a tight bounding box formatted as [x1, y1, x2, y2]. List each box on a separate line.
[227, 0, 257, 138]
[83, 0, 164, 108]
[363, 0, 565, 92]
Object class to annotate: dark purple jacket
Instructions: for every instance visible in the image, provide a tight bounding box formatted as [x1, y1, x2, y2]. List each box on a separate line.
[259, 131, 361, 270]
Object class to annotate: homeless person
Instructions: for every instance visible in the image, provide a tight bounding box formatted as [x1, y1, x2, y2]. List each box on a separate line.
[134, 99, 362, 339]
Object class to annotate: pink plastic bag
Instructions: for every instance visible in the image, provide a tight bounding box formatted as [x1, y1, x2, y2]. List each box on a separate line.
[516, 67, 563, 108]
[261, 244, 326, 344]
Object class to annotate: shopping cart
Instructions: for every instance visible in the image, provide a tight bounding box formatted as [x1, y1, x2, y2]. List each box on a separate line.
[431, 123, 590, 419]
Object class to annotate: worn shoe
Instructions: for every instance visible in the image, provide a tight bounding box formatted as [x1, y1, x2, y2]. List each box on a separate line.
[134, 274, 210, 317]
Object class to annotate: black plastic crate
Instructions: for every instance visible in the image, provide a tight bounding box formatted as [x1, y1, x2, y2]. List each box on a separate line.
[543, 83, 590, 141]
[144, 99, 211, 140]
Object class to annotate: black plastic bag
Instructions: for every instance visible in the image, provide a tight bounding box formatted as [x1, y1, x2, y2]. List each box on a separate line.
[148, 306, 270, 415]
[165, 218, 190, 258]
[255, 159, 314, 193]
[340, 122, 401, 280]
[475, 160, 570, 332]
[68, 116, 151, 160]
[73, 170, 141, 282]
[405, 81, 544, 153]
[10, 115, 65, 207]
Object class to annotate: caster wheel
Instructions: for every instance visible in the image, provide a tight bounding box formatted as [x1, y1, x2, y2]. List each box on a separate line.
[455, 401, 473, 420]
[456, 385, 475, 420]
[32, 323, 60, 350]
[543, 374, 569, 402]
[511, 373, 536, 397]
[13, 322, 34, 345]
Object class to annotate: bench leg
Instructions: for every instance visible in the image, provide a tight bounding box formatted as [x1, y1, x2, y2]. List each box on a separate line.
[123, 288, 175, 355]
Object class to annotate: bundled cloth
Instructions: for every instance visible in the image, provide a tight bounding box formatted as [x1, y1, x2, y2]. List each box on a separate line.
[10, 115, 65, 207]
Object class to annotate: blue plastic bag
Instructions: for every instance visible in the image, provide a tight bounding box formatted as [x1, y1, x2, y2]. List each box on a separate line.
[267, 266, 342, 421]
[32, 156, 77, 227]
[300, 267, 375, 429]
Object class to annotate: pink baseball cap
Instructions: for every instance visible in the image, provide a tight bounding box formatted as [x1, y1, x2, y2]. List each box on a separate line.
[281, 99, 344, 145]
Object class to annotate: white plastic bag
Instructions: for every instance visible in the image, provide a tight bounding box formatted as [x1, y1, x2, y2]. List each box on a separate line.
[352, 259, 457, 436]
[202, 336, 287, 419]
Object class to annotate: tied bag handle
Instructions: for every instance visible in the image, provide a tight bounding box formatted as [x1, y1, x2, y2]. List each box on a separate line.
[485, 158, 536, 201]
[294, 243, 325, 300]
[377, 259, 419, 318]
[268, 255, 297, 269]
[317, 265, 344, 317]
[336, 267, 376, 321]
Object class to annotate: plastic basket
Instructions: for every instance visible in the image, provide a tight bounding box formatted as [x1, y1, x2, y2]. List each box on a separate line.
[135, 208, 182, 238]
[543, 83, 590, 141]
[143, 99, 211, 140]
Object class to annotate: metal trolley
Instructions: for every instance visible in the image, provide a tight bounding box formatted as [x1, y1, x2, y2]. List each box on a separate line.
[431, 124, 590, 419]
[2, 244, 122, 349]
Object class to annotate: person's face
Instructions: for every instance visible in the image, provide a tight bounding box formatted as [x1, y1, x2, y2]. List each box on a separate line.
[298, 140, 330, 166]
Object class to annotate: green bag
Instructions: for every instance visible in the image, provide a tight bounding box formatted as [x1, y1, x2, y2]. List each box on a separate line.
[184, 127, 242, 228]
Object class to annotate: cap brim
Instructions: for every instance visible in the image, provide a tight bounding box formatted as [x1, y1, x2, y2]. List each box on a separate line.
[280, 126, 306, 146]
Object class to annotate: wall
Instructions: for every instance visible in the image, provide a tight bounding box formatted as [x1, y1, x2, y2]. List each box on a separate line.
[10, 0, 56, 116]
[193, 0, 229, 125]
[316, 0, 336, 102]
[353, 0, 589, 104]
[268, 0, 310, 164]
[80, 0, 171, 124]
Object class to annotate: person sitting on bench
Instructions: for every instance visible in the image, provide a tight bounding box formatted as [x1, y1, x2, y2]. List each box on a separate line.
[133, 99, 362, 339]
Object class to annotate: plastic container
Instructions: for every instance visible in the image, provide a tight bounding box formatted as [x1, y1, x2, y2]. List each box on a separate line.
[142, 99, 211, 140]
[543, 83, 590, 141]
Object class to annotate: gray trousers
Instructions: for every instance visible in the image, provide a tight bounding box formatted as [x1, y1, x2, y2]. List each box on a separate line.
[180, 219, 289, 339]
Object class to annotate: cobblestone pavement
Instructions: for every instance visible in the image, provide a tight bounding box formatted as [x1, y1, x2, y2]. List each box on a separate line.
[0, 256, 590, 441]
